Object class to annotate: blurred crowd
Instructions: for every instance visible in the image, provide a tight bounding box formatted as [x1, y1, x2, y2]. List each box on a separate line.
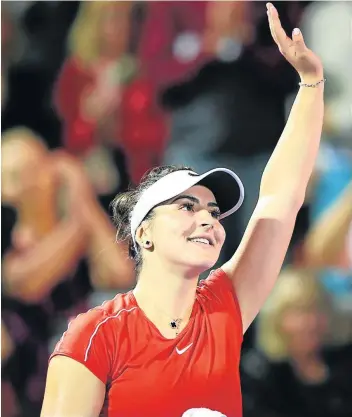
[1, 1, 351, 417]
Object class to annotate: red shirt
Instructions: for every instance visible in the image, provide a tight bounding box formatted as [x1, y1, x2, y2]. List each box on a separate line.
[54, 57, 168, 183]
[51, 269, 243, 417]
[138, 1, 212, 93]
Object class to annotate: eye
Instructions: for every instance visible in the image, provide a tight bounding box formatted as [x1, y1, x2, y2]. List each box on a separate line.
[180, 202, 195, 212]
[210, 209, 221, 219]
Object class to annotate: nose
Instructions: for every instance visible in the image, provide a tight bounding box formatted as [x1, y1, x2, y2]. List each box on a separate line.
[197, 209, 216, 229]
[201, 223, 213, 231]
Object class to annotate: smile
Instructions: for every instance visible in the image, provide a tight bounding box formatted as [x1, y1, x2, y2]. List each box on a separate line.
[187, 237, 213, 246]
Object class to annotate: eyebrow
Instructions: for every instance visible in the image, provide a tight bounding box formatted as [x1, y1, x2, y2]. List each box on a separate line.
[170, 194, 219, 208]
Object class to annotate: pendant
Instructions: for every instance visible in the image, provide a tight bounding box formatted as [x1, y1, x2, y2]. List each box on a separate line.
[170, 318, 182, 331]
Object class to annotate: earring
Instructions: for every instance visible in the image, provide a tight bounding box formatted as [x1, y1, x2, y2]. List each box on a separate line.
[144, 240, 151, 248]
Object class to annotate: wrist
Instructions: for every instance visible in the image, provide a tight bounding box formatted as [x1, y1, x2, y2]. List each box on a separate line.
[299, 73, 324, 85]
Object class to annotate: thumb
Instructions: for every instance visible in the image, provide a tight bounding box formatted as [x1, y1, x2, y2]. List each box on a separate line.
[292, 28, 306, 52]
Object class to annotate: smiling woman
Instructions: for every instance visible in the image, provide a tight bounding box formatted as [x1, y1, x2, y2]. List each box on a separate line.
[113, 165, 243, 275]
[41, 3, 325, 417]
[42, 164, 246, 417]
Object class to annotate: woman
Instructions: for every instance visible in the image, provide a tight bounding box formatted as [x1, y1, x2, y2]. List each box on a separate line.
[54, 1, 134, 209]
[1, 127, 134, 297]
[41, 4, 325, 417]
[1, 128, 134, 416]
[241, 268, 352, 417]
[54, 1, 167, 192]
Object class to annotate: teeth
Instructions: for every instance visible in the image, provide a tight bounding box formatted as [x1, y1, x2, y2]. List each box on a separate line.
[190, 238, 210, 245]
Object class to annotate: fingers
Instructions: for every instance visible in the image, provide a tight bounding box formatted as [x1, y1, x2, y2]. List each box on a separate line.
[266, 3, 290, 51]
[292, 27, 306, 53]
[266, 3, 278, 45]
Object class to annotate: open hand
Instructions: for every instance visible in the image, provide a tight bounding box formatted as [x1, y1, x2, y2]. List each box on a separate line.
[266, 3, 323, 82]
[50, 151, 95, 205]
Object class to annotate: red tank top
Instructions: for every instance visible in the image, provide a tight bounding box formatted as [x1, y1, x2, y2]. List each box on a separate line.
[51, 269, 243, 417]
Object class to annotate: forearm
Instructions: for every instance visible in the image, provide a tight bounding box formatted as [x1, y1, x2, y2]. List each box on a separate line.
[3, 218, 87, 303]
[304, 182, 352, 266]
[84, 200, 134, 289]
[260, 79, 324, 206]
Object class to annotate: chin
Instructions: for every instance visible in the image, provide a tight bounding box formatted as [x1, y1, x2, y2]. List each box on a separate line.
[186, 257, 218, 276]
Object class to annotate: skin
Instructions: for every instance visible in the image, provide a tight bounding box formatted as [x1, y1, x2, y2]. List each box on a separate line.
[281, 306, 329, 384]
[303, 180, 352, 269]
[41, 3, 326, 416]
[2, 145, 134, 302]
[134, 185, 226, 338]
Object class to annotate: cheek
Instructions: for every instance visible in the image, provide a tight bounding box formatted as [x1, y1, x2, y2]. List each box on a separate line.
[281, 312, 305, 337]
[216, 224, 226, 246]
[153, 214, 194, 246]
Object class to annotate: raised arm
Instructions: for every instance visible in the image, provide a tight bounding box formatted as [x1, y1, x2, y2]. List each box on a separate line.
[222, 3, 325, 332]
[303, 180, 352, 269]
[82, 196, 135, 290]
[51, 151, 135, 290]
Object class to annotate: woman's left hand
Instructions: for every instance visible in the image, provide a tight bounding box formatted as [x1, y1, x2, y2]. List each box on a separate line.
[266, 2, 323, 82]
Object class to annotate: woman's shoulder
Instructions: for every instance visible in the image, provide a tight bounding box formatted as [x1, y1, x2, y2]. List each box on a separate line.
[50, 292, 137, 365]
[197, 268, 243, 338]
[69, 291, 137, 329]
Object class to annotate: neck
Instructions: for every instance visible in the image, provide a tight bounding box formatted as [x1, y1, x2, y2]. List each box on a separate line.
[133, 260, 199, 319]
[99, 45, 124, 62]
[289, 349, 324, 372]
[290, 350, 328, 383]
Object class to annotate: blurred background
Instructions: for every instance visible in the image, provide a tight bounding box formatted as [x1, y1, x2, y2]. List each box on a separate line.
[1, 1, 351, 416]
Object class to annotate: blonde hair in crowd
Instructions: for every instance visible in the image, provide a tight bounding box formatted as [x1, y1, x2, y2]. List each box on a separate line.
[256, 267, 333, 361]
[67, 1, 132, 67]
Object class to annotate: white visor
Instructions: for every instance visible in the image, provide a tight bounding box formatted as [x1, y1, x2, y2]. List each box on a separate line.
[130, 168, 244, 247]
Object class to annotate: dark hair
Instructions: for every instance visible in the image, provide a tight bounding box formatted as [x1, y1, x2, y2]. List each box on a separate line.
[111, 165, 193, 274]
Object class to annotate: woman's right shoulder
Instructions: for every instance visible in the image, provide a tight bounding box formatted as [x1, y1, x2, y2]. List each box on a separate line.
[49, 293, 137, 383]
[53, 293, 136, 352]
[62, 292, 136, 333]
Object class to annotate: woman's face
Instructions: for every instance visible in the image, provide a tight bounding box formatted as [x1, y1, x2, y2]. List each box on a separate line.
[281, 305, 328, 357]
[143, 185, 226, 274]
[99, 3, 130, 56]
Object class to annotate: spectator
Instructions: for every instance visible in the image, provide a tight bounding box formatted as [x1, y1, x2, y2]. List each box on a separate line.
[289, 1, 352, 346]
[241, 267, 352, 417]
[1, 127, 134, 297]
[53, 1, 137, 208]
[1, 127, 134, 416]
[303, 180, 352, 271]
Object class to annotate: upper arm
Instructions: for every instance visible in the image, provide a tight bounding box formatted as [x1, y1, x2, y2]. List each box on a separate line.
[222, 196, 300, 333]
[41, 356, 105, 417]
[42, 308, 113, 416]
